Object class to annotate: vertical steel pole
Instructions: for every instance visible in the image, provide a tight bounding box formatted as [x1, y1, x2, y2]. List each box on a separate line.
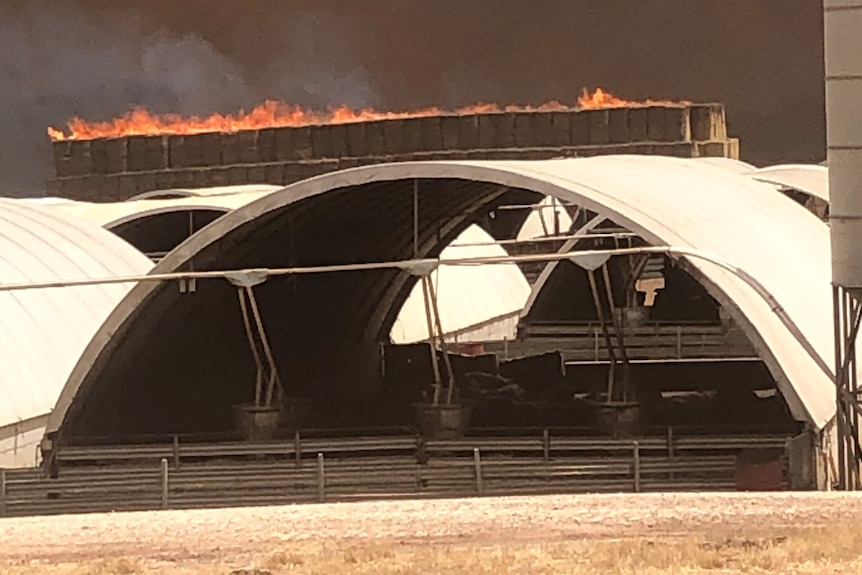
[172, 435, 181, 470]
[413, 179, 420, 259]
[317, 453, 326, 503]
[834, 286, 847, 489]
[473, 448, 484, 495]
[667, 426, 675, 481]
[0, 468, 6, 517]
[851, 294, 862, 489]
[160, 458, 169, 510]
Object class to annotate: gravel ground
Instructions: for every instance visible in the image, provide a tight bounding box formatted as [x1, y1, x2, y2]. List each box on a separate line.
[2, 492, 862, 564]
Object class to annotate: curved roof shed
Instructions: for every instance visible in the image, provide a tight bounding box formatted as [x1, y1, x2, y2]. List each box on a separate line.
[46, 156, 835, 442]
[0, 199, 153, 433]
[25, 187, 281, 230]
[749, 164, 830, 203]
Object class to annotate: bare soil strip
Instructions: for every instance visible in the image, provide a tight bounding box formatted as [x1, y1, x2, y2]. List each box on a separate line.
[2, 492, 862, 574]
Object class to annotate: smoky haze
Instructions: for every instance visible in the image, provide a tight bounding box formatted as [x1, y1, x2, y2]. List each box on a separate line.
[0, 0, 825, 196]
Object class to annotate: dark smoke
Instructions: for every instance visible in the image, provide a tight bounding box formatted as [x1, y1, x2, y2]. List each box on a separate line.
[0, 0, 825, 197]
[0, 1, 375, 196]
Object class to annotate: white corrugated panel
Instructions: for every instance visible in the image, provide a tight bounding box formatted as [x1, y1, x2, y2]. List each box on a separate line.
[390, 225, 531, 344]
[0, 199, 153, 430]
[749, 164, 830, 202]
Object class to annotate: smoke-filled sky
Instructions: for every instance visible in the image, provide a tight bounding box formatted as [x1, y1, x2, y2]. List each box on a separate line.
[0, 0, 825, 196]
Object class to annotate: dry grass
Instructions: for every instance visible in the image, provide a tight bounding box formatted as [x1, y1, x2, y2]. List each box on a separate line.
[250, 525, 862, 575]
[3, 493, 862, 574]
[4, 524, 862, 575]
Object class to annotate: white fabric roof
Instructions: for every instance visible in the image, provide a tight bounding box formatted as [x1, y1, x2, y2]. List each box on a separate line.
[749, 164, 830, 202]
[127, 184, 282, 201]
[694, 157, 757, 174]
[22, 189, 279, 230]
[28, 191, 529, 349]
[50, 155, 837, 433]
[516, 195, 574, 241]
[390, 225, 531, 344]
[0, 199, 153, 427]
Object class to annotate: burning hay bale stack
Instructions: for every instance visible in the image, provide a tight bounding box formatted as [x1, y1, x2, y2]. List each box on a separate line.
[47, 98, 738, 202]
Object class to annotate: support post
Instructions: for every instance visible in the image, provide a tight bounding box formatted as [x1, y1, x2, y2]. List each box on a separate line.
[587, 269, 617, 396]
[294, 430, 302, 468]
[832, 286, 862, 490]
[1, 468, 6, 517]
[421, 275, 444, 404]
[542, 429, 551, 463]
[172, 435, 180, 469]
[602, 262, 631, 401]
[667, 426, 675, 481]
[473, 447, 484, 495]
[317, 453, 326, 503]
[160, 457, 169, 510]
[632, 441, 641, 493]
[413, 179, 419, 259]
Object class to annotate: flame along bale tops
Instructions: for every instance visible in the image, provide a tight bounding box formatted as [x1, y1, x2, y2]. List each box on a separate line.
[48, 104, 738, 202]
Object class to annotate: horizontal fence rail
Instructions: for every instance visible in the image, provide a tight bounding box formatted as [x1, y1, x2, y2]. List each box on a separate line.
[0, 430, 791, 518]
[485, 323, 757, 362]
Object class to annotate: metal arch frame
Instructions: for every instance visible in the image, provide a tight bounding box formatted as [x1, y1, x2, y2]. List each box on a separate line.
[365, 183, 514, 342]
[107, 207, 230, 263]
[519, 213, 608, 320]
[518, 214, 822, 425]
[832, 288, 862, 490]
[368, 183, 515, 349]
[12, 243, 835, 436]
[103, 205, 230, 231]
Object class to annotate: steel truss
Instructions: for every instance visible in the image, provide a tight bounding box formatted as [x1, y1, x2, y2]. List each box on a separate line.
[832, 286, 862, 490]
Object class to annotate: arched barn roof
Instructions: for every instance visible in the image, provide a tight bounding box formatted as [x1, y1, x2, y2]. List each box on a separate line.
[693, 157, 757, 174]
[390, 224, 531, 344]
[0, 199, 153, 429]
[46, 156, 835, 441]
[127, 184, 282, 201]
[749, 164, 830, 203]
[25, 190, 278, 230]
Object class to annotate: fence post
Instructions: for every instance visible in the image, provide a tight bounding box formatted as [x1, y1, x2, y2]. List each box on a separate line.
[294, 431, 302, 468]
[172, 435, 181, 470]
[160, 458, 170, 510]
[632, 441, 641, 493]
[667, 426, 675, 481]
[542, 429, 551, 464]
[473, 447, 484, 495]
[594, 330, 600, 361]
[1, 468, 6, 517]
[316, 453, 325, 503]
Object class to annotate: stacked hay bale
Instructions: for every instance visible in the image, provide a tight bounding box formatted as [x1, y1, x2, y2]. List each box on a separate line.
[49, 104, 737, 202]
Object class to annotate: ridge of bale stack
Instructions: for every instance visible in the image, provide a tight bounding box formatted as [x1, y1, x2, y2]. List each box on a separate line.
[49, 103, 738, 202]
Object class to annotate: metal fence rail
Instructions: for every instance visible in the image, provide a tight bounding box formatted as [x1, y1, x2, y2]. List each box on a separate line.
[0, 432, 789, 518]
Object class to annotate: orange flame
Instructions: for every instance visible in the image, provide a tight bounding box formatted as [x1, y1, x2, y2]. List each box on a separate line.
[47, 88, 688, 141]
